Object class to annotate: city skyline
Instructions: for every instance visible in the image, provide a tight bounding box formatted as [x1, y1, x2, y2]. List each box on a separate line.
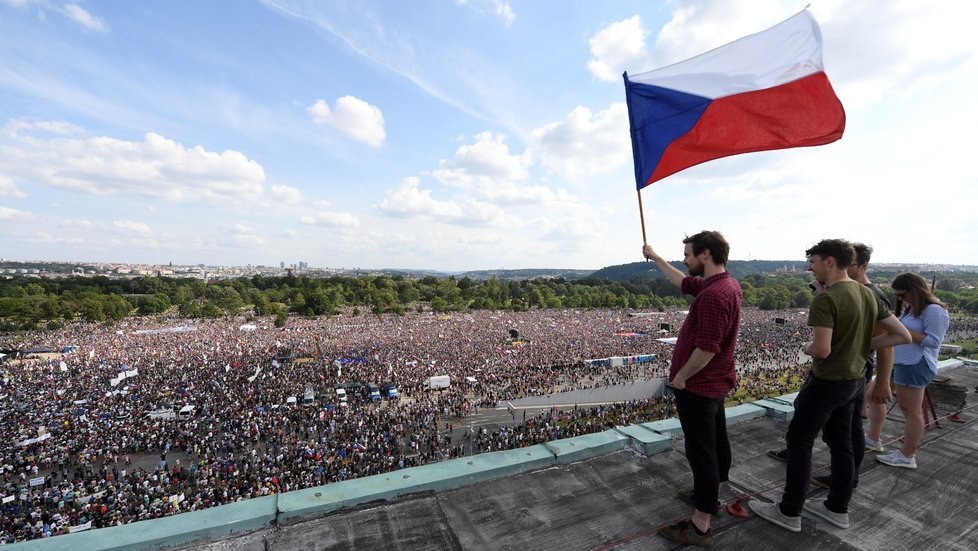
[1, 1, 976, 271]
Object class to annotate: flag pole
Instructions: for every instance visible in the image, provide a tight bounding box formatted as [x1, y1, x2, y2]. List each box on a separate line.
[637, 188, 648, 244]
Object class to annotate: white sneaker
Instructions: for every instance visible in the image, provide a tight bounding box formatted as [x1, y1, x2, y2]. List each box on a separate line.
[749, 500, 801, 532]
[864, 437, 884, 452]
[876, 450, 916, 469]
[803, 499, 850, 529]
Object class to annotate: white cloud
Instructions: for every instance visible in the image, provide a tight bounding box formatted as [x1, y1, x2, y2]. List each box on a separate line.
[299, 211, 360, 228]
[270, 184, 302, 205]
[0, 120, 267, 204]
[308, 96, 386, 147]
[377, 176, 462, 219]
[815, 1, 978, 108]
[430, 132, 529, 190]
[587, 16, 649, 81]
[0, 175, 26, 197]
[59, 218, 94, 228]
[112, 220, 153, 236]
[529, 103, 630, 180]
[221, 224, 267, 248]
[376, 176, 513, 227]
[37, 230, 83, 244]
[62, 3, 107, 32]
[650, 0, 787, 69]
[476, 181, 555, 207]
[494, 1, 515, 27]
[455, 0, 515, 27]
[0, 206, 34, 220]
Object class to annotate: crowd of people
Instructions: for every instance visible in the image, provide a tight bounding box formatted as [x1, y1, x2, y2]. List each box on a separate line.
[0, 306, 973, 542]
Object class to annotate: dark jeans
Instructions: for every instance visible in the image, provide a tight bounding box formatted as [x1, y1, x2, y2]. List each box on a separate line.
[675, 388, 731, 515]
[850, 385, 865, 484]
[782, 374, 865, 516]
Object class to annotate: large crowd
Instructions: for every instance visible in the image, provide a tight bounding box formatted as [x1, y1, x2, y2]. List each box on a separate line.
[1, 307, 974, 542]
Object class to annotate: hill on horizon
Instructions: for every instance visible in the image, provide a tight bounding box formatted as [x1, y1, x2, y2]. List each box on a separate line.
[587, 260, 810, 282]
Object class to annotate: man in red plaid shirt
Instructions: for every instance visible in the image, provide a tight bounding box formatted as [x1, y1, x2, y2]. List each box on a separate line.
[643, 231, 742, 547]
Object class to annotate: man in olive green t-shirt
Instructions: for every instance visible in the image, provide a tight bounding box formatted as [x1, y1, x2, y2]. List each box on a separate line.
[751, 239, 910, 532]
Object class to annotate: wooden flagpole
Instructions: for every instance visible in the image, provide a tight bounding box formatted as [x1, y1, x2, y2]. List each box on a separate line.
[637, 188, 648, 245]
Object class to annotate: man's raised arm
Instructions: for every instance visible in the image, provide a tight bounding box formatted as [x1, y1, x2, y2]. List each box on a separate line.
[643, 244, 685, 287]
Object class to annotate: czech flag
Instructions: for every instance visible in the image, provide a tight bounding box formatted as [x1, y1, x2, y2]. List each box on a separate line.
[624, 10, 845, 189]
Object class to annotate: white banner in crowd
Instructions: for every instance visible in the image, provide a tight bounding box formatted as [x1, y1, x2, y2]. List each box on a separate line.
[2, 495, 15, 504]
[134, 325, 196, 335]
[16, 433, 50, 447]
[69, 521, 92, 533]
[109, 368, 138, 387]
[29, 476, 45, 487]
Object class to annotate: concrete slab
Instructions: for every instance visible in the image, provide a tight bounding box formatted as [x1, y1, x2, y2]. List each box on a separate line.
[543, 429, 629, 464]
[277, 444, 557, 524]
[639, 417, 683, 437]
[613, 424, 672, 456]
[754, 398, 796, 421]
[724, 403, 769, 424]
[14, 495, 277, 551]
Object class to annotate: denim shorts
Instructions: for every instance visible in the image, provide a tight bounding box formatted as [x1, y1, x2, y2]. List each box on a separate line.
[892, 357, 935, 389]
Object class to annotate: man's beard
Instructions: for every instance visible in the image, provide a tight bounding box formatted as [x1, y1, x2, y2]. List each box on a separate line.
[687, 263, 704, 277]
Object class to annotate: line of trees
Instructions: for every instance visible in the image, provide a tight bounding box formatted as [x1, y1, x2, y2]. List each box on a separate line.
[2, 270, 977, 331]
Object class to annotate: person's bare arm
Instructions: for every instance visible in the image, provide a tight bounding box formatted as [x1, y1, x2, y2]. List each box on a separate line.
[871, 316, 911, 350]
[870, 324, 894, 404]
[804, 326, 832, 359]
[642, 244, 685, 287]
[671, 348, 716, 389]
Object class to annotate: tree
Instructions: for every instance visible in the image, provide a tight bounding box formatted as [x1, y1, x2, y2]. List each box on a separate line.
[103, 295, 133, 320]
[78, 297, 106, 322]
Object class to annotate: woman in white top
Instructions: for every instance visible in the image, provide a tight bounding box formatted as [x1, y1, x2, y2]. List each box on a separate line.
[876, 273, 950, 469]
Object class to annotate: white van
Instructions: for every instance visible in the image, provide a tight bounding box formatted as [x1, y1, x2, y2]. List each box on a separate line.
[178, 405, 195, 419]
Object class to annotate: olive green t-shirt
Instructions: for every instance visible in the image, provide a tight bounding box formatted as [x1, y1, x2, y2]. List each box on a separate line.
[808, 280, 892, 381]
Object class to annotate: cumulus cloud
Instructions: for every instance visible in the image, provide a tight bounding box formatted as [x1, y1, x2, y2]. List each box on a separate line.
[0, 206, 34, 220]
[376, 176, 511, 227]
[308, 96, 386, 147]
[299, 211, 360, 228]
[430, 132, 529, 189]
[270, 184, 302, 205]
[62, 3, 107, 32]
[0, 120, 266, 204]
[587, 16, 649, 81]
[377, 177, 462, 219]
[529, 103, 630, 179]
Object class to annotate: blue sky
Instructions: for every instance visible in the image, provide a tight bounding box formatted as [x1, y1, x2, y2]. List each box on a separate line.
[1, 0, 976, 271]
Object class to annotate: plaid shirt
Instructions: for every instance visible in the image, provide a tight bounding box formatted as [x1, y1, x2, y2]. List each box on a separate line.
[671, 272, 742, 399]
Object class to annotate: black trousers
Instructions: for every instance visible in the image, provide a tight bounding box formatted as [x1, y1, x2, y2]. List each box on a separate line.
[675, 388, 731, 515]
[782, 374, 864, 515]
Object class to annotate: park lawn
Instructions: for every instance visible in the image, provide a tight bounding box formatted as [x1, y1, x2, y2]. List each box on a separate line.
[945, 338, 977, 358]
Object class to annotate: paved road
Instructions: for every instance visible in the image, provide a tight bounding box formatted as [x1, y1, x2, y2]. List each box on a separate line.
[440, 378, 668, 454]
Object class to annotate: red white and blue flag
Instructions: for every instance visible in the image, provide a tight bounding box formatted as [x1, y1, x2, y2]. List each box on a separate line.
[624, 10, 845, 189]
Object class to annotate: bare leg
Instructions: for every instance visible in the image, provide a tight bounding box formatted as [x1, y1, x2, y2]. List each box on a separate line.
[895, 384, 925, 457]
[865, 378, 888, 442]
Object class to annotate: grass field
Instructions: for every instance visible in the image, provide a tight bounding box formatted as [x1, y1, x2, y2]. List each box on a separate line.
[945, 338, 977, 358]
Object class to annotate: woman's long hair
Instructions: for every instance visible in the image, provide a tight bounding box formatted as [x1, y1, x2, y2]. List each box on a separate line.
[891, 272, 947, 318]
